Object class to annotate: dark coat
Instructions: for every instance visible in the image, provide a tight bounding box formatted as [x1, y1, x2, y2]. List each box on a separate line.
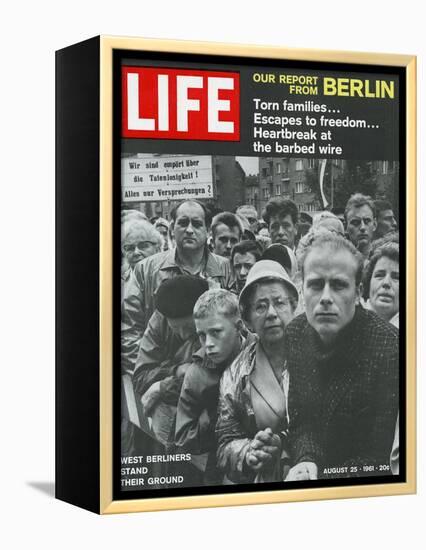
[285, 307, 399, 478]
[132, 309, 200, 402]
[174, 350, 226, 455]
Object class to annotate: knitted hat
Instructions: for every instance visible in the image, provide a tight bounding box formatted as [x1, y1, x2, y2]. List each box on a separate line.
[155, 275, 209, 319]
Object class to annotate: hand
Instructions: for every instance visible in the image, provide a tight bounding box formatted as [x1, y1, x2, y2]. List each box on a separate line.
[253, 427, 281, 455]
[285, 462, 318, 482]
[141, 381, 161, 416]
[245, 428, 281, 471]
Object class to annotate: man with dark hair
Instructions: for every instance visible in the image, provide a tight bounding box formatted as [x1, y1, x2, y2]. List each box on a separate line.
[230, 239, 263, 293]
[121, 200, 233, 372]
[211, 211, 242, 258]
[374, 199, 397, 239]
[345, 193, 377, 259]
[263, 197, 299, 250]
[284, 231, 399, 481]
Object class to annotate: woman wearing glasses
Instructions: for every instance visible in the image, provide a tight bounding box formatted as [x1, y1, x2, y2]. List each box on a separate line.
[121, 218, 163, 305]
[216, 260, 298, 484]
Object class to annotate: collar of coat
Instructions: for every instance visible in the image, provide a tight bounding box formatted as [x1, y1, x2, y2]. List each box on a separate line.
[192, 334, 248, 371]
[158, 246, 227, 278]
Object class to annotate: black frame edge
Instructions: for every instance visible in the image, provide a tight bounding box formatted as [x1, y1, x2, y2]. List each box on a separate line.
[55, 35, 101, 514]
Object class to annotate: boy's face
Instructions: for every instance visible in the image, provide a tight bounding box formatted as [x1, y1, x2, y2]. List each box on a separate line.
[195, 312, 240, 365]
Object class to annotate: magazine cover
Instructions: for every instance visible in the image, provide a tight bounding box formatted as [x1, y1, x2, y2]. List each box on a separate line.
[118, 51, 403, 499]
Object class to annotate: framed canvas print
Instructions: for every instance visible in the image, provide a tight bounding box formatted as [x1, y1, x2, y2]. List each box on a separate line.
[56, 36, 416, 514]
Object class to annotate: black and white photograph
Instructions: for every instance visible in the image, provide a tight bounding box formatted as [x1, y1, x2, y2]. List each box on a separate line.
[4, 0, 423, 545]
[120, 152, 401, 491]
[50, 29, 415, 518]
[118, 53, 404, 496]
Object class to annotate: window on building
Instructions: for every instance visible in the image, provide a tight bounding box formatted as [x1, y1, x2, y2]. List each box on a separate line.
[295, 159, 303, 171]
[276, 163, 281, 174]
[307, 159, 315, 169]
[295, 181, 304, 194]
[275, 185, 281, 196]
[382, 161, 389, 175]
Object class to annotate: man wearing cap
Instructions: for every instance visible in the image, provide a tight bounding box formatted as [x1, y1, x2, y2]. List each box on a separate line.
[129, 276, 209, 488]
[284, 231, 398, 481]
[133, 275, 209, 421]
[122, 200, 233, 373]
[216, 260, 299, 483]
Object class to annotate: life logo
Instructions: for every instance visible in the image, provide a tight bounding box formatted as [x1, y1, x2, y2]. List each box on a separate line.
[122, 67, 240, 141]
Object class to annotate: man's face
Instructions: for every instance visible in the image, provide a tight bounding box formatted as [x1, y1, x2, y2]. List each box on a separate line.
[376, 209, 397, 238]
[303, 246, 360, 346]
[269, 213, 297, 248]
[238, 207, 258, 233]
[195, 313, 241, 365]
[346, 205, 377, 252]
[246, 281, 295, 346]
[213, 223, 241, 257]
[167, 316, 196, 340]
[122, 227, 160, 268]
[172, 202, 208, 253]
[232, 252, 257, 290]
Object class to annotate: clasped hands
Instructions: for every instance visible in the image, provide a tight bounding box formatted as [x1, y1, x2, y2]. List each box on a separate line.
[245, 427, 281, 472]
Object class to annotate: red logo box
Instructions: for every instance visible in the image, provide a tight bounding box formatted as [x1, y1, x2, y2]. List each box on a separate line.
[122, 66, 240, 141]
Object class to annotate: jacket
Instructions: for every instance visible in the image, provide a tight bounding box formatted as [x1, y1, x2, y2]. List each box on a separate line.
[121, 248, 233, 372]
[215, 340, 290, 484]
[285, 307, 399, 478]
[132, 309, 200, 403]
[175, 335, 250, 455]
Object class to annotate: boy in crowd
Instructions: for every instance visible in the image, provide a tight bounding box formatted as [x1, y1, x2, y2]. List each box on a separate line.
[175, 289, 249, 484]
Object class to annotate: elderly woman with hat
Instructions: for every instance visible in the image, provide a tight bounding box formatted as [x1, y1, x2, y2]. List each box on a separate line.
[216, 260, 298, 483]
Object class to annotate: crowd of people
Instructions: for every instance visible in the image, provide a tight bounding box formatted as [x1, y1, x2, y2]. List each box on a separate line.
[121, 193, 400, 487]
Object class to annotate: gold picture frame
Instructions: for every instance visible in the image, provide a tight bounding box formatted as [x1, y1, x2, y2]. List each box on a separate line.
[56, 35, 416, 514]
